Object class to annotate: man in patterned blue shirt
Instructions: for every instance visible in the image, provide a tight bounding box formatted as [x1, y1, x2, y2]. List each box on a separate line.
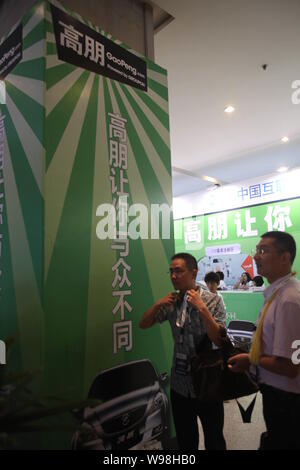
[139, 253, 226, 450]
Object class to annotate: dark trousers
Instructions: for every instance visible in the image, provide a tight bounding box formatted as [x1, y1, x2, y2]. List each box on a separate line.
[170, 389, 226, 450]
[260, 383, 300, 450]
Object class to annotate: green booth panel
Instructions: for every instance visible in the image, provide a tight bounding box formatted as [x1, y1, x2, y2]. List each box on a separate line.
[221, 292, 264, 325]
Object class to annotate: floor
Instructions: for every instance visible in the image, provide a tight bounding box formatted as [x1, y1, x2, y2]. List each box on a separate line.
[134, 392, 266, 450]
[198, 393, 266, 450]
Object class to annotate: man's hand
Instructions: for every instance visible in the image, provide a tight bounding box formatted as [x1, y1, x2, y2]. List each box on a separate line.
[186, 289, 208, 313]
[139, 293, 177, 329]
[186, 289, 222, 346]
[156, 292, 178, 308]
[228, 353, 250, 373]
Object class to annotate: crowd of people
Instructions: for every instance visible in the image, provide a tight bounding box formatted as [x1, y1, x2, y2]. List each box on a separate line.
[233, 272, 265, 290]
[139, 231, 300, 450]
[198, 270, 264, 293]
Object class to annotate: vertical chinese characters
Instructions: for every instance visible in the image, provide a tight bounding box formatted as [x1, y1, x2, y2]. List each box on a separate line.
[108, 113, 132, 354]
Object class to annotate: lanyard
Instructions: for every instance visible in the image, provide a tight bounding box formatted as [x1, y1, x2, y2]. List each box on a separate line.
[176, 293, 196, 352]
[176, 286, 202, 329]
[249, 287, 280, 365]
[176, 292, 188, 328]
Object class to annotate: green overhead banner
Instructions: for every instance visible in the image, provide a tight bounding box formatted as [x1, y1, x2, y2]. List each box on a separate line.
[1, 0, 175, 449]
[174, 198, 300, 323]
[175, 198, 300, 283]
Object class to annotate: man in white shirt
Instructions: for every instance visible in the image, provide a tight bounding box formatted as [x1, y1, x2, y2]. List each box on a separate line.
[229, 231, 300, 449]
[217, 271, 227, 290]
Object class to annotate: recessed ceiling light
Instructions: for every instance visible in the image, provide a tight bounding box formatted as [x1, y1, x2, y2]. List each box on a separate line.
[277, 166, 289, 173]
[281, 136, 289, 143]
[203, 175, 218, 184]
[224, 105, 235, 113]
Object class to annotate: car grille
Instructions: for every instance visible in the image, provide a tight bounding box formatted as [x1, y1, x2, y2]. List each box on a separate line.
[102, 405, 147, 434]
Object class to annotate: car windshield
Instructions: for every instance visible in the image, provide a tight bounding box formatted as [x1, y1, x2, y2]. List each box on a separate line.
[88, 361, 158, 402]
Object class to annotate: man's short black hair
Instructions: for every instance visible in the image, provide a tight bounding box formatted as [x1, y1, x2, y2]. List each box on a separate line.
[217, 271, 224, 281]
[171, 253, 198, 271]
[252, 275, 264, 287]
[261, 231, 296, 264]
[204, 271, 220, 285]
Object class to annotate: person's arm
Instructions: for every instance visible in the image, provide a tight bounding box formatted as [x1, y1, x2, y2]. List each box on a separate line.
[259, 355, 300, 378]
[186, 289, 222, 346]
[139, 293, 176, 329]
[261, 299, 300, 377]
[233, 277, 242, 290]
[228, 353, 250, 372]
[214, 295, 227, 327]
[228, 353, 300, 378]
[230, 300, 300, 375]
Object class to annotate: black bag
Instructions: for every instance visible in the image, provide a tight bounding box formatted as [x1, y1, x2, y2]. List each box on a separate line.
[190, 327, 258, 403]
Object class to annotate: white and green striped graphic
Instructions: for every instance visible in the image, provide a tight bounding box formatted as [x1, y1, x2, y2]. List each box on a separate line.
[44, 0, 174, 400]
[1, 0, 174, 448]
[1, 1, 45, 373]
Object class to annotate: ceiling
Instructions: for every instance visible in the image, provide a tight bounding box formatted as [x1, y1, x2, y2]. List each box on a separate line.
[153, 0, 300, 196]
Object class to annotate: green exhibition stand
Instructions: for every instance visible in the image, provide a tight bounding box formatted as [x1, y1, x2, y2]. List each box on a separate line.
[1, 0, 174, 449]
[221, 292, 264, 325]
[2, 0, 299, 452]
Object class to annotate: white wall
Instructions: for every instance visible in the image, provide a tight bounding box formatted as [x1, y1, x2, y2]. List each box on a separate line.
[173, 168, 300, 219]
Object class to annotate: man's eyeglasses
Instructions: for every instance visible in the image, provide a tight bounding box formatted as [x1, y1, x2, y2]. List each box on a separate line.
[251, 247, 267, 256]
[168, 268, 187, 276]
[251, 247, 283, 256]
